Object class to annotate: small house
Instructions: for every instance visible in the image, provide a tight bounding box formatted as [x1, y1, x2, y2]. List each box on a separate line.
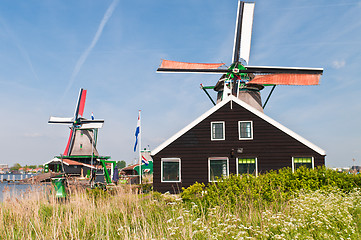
[151, 96, 326, 193]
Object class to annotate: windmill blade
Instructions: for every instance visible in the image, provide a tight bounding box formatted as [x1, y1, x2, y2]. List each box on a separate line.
[232, 1, 255, 64]
[249, 73, 321, 86]
[79, 122, 104, 129]
[79, 119, 105, 124]
[63, 129, 75, 156]
[48, 116, 74, 124]
[74, 88, 87, 119]
[157, 59, 227, 74]
[157, 68, 228, 74]
[245, 65, 323, 74]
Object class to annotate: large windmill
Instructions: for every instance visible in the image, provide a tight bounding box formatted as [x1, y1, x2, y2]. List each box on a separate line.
[157, 1, 323, 112]
[48, 88, 105, 161]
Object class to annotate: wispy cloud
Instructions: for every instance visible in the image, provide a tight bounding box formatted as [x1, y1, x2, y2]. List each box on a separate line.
[63, 0, 119, 96]
[332, 60, 346, 69]
[24, 132, 43, 138]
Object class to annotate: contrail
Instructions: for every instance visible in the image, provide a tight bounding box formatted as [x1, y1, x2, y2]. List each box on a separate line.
[0, 17, 40, 83]
[63, 0, 119, 96]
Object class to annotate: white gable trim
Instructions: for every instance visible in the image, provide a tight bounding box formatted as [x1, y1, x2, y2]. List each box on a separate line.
[43, 158, 70, 166]
[151, 96, 326, 156]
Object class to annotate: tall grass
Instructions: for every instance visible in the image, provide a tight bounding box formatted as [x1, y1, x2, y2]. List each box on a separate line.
[0, 167, 361, 239]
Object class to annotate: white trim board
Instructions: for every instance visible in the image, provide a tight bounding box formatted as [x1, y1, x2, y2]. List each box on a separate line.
[151, 95, 326, 156]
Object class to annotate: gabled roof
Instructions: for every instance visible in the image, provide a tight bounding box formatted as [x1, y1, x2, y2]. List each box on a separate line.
[44, 158, 96, 168]
[121, 164, 139, 171]
[151, 95, 326, 156]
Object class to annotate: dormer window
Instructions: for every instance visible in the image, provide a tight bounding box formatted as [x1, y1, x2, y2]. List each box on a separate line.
[239, 121, 253, 140]
[211, 121, 225, 140]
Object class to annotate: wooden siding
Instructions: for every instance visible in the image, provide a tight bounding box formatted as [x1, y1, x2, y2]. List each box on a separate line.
[153, 101, 325, 193]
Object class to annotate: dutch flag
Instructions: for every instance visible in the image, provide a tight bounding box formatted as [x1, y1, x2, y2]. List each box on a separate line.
[133, 111, 140, 152]
[91, 112, 94, 120]
[142, 155, 149, 166]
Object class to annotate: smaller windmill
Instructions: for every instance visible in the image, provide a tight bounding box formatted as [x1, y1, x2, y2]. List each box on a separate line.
[157, 1, 323, 111]
[48, 88, 104, 158]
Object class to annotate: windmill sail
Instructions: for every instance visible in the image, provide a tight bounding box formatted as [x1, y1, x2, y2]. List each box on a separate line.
[233, 2, 255, 64]
[74, 89, 87, 118]
[80, 122, 104, 129]
[249, 73, 321, 86]
[157, 60, 227, 74]
[63, 129, 74, 156]
[48, 117, 74, 124]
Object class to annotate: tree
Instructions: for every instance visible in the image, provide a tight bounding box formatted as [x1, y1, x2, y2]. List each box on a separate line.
[116, 160, 126, 169]
[10, 163, 22, 171]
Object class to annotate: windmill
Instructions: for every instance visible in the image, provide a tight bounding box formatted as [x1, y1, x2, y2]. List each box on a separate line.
[157, 1, 323, 112]
[48, 88, 104, 158]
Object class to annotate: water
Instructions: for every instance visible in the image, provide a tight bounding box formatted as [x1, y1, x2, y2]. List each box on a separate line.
[0, 174, 48, 201]
[0, 173, 36, 181]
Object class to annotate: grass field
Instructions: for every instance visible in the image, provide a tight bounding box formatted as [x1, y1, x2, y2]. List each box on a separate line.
[0, 167, 361, 239]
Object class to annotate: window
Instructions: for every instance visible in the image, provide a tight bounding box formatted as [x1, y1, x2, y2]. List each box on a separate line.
[208, 157, 229, 182]
[211, 122, 225, 140]
[292, 157, 314, 172]
[80, 144, 83, 149]
[237, 158, 257, 176]
[239, 121, 253, 140]
[161, 158, 181, 182]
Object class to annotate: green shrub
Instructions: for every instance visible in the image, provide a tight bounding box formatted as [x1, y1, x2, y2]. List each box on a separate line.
[181, 166, 361, 209]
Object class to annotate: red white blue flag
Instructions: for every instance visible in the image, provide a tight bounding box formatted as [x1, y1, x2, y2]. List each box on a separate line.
[142, 155, 149, 166]
[133, 111, 140, 152]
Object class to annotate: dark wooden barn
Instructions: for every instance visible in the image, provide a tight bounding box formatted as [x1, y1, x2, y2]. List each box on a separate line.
[151, 96, 326, 193]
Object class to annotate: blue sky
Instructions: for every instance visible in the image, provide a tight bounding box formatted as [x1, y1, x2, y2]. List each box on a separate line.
[0, 0, 360, 168]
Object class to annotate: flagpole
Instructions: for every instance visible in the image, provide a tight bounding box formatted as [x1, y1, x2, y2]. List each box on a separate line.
[138, 110, 142, 185]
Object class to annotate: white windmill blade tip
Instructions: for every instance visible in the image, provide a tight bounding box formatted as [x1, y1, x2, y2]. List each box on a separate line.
[48, 116, 74, 123]
[232, 0, 242, 63]
[79, 123, 104, 129]
[239, 2, 255, 65]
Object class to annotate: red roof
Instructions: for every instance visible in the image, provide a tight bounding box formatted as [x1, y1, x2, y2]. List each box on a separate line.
[62, 159, 84, 166]
[121, 164, 139, 171]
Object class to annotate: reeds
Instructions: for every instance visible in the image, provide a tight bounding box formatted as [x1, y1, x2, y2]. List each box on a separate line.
[0, 184, 360, 239]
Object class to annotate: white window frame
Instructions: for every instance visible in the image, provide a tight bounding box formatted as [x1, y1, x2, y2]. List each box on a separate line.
[208, 157, 229, 182]
[238, 121, 253, 140]
[292, 157, 314, 173]
[161, 158, 181, 183]
[211, 121, 225, 141]
[236, 157, 258, 176]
